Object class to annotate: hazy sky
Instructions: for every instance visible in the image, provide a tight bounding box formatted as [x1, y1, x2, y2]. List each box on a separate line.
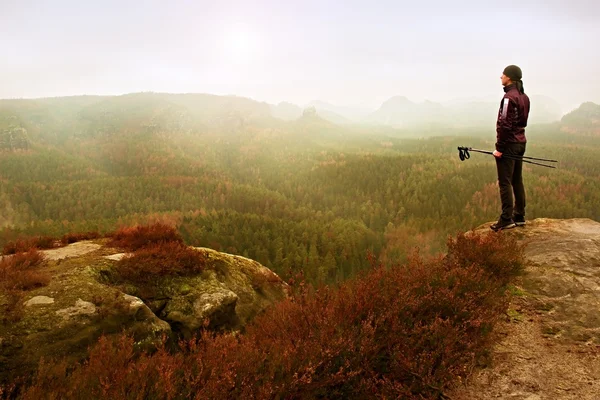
[1, 0, 599, 111]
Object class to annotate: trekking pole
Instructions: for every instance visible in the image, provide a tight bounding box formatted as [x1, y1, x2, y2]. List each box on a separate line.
[457, 147, 557, 169]
[465, 147, 558, 163]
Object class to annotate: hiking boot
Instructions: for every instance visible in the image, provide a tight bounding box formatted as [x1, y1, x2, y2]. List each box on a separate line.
[490, 219, 516, 232]
[513, 215, 526, 226]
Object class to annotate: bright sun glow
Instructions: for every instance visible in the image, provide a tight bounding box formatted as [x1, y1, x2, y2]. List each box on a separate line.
[223, 27, 259, 64]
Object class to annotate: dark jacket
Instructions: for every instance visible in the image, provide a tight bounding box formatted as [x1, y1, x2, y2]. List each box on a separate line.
[496, 84, 530, 152]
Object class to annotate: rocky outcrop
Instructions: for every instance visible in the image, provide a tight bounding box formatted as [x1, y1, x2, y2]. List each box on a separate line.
[0, 243, 170, 384]
[561, 102, 600, 135]
[477, 218, 600, 343]
[96, 247, 290, 337]
[42, 241, 102, 260]
[453, 218, 600, 399]
[0, 240, 289, 385]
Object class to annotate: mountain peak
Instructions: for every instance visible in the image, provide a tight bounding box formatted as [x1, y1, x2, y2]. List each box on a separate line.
[381, 95, 413, 106]
[561, 101, 600, 135]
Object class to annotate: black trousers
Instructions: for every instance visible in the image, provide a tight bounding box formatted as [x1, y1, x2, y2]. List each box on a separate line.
[495, 143, 526, 221]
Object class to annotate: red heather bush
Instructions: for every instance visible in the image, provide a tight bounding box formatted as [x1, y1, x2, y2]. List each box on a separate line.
[2, 236, 57, 255]
[2, 231, 104, 256]
[446, 231, 525, 286]
[0, 249, 49, 292]
[115, 241, 205, 283]
[14, 232, 523, 399]
[107, 223, 183, 251]
[0, 249, 50, 324]
[16, 335, 187, 400]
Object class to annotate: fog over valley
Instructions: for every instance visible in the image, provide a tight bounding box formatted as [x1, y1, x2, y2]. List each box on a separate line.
[2, 0, 599, 115]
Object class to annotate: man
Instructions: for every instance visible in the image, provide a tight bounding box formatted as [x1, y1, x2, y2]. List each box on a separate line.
[491, 65, 530, 232]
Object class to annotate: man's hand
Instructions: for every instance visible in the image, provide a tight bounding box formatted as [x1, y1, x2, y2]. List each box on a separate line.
[493, 150, 503, 158]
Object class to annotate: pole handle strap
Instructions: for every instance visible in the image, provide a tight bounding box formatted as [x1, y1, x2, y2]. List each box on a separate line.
[457, 146, 471, 161]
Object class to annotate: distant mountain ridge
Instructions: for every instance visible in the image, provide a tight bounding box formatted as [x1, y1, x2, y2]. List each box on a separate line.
[367, 96, 444, 127]
[0, 92, 575, 144]
[560, 102, 600, 136]
[306, 100, 371, 122]
[365, 94, 562, 128]
[274, 94, 563, 128]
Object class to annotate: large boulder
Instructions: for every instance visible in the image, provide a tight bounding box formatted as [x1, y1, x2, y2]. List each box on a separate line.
[0, 240, 289, 385]
[100, 247, 290, 338]
[0, 241, 170, 385]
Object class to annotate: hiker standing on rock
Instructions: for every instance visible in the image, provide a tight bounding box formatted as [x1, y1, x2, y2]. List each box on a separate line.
[491, 65, 531, 232]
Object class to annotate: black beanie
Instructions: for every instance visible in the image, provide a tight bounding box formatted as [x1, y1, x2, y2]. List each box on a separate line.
[503, 65, 523, 81]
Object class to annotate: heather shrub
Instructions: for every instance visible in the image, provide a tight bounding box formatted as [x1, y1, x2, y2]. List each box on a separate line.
[0, 249, 49, 292]
[0, 249, 49, 323]
[446, 231, 525, 285]
[2, 236, 58, 255]
[114, 241, 205, 283]
[107, 223, 183, 251]
[2, 231, 104, 256]
[13, 232, 523, 399]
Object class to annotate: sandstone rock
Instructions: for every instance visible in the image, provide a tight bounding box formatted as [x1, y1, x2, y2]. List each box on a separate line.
[192, 248, 290, 327]
[42, 241, 101, 260]
[55, 299, 97, 319]
[103, 253, 128, 261]
[475, 218, 600, 343]
[0, 255, 171, 385]
[160, 287, 239, 337]
[453, 218, 600, 399]
[120, 294, 171, 333]
[122, 293, 145, 309]
[122, 248, 290, 338]
[23, 296, 55, 307]
[1, 240, 288, 385]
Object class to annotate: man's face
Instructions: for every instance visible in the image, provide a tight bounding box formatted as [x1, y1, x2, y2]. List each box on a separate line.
[500, 74, 511, 86]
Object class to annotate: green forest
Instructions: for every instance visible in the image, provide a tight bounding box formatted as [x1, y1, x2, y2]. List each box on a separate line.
[1, 94, 599, 284]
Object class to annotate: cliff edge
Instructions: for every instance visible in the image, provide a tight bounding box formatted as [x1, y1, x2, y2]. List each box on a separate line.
[453, 218, 600, 399]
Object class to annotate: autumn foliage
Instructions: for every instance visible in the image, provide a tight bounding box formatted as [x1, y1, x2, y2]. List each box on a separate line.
[446, 231, 524, 286]
[2, 236, 57, 255]
[7, 232, 523, 399]
[106, 223, 205, 286]
[115, 241, 205, 283]
[0, 249, 48, 292]
[0, 249, 50, 323]
[107, 223, 183, 251]
[2, 232, 102, 255]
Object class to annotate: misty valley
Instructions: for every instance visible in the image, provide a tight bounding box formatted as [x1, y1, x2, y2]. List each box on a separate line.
[1, 93, 599, 285]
